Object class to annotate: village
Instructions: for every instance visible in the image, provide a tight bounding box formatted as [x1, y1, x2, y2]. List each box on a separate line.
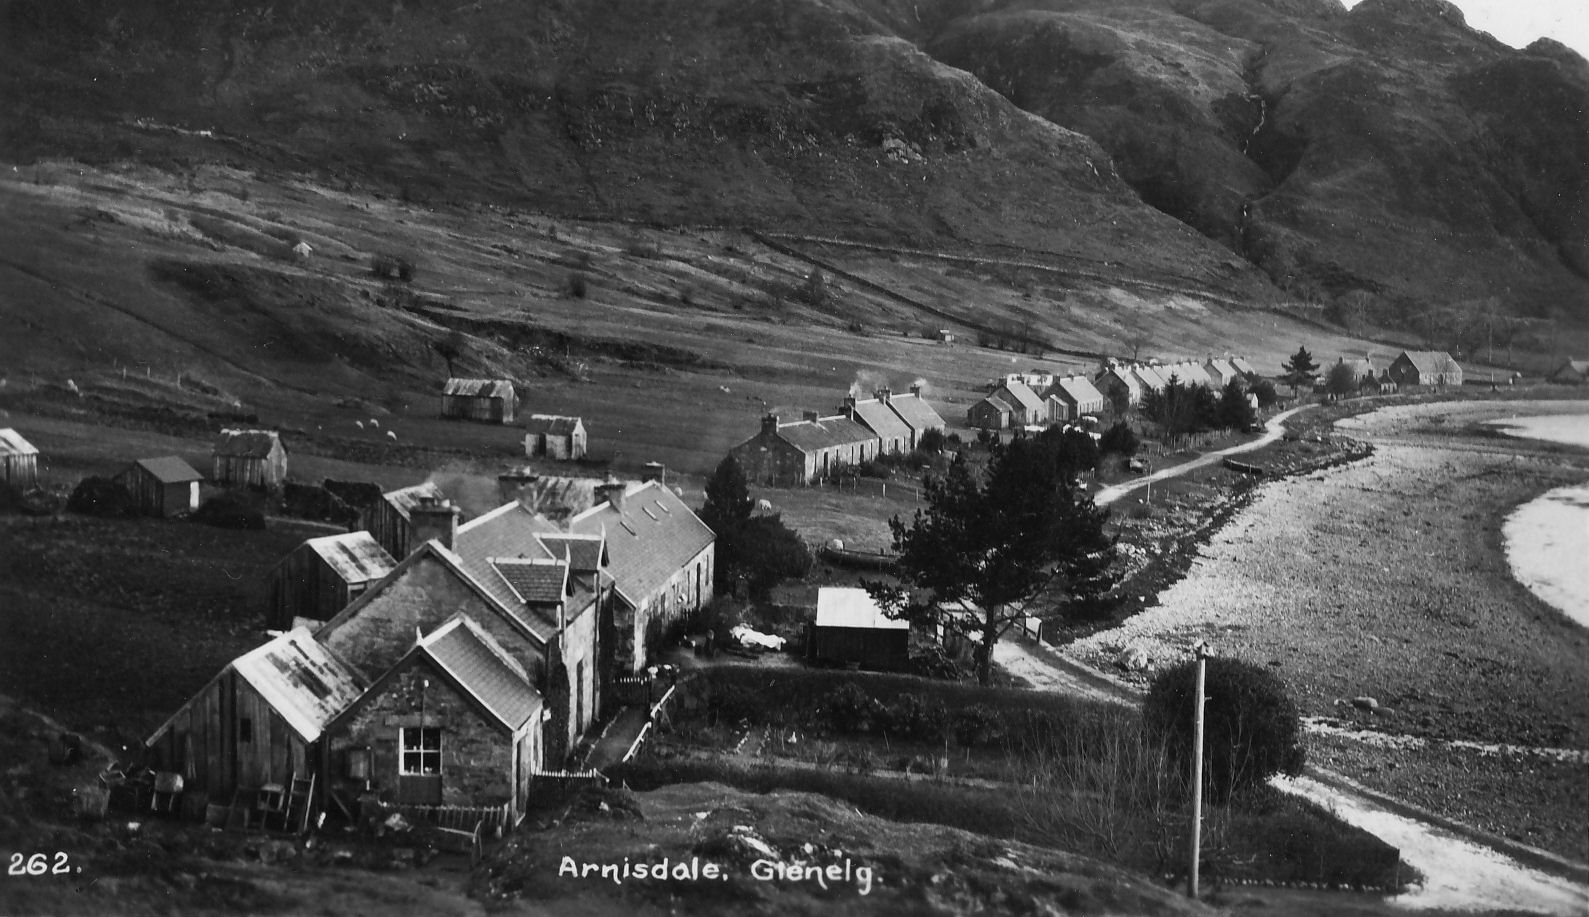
[0, 342, 1500, 834]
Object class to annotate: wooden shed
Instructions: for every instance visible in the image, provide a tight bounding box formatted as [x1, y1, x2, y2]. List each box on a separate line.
[442, 379, 517, 424]
[808, 587, 909, 671]
[523, 415, 587, 460]
[212, 429, 288, 490]
[267, 531, 398, 629]
[117, 456, 203, 517]
[0, 428, 40, 489]
[144, 627, 367, 810]
[360, 482, 448, 562]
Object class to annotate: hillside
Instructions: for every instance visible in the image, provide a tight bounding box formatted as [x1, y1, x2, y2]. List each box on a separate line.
[4, 0, 1585, 330]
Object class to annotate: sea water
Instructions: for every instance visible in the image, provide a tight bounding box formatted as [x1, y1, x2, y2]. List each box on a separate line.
[1493, 414, 1589, 629]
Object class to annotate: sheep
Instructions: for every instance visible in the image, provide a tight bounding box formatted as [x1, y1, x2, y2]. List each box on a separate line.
[386, 430, 397, 441]
[355, 421, 365, 430]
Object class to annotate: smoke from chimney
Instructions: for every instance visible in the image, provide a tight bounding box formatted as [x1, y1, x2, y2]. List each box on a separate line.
[911, 377, 931, 396]
[849, 369, 889, 399]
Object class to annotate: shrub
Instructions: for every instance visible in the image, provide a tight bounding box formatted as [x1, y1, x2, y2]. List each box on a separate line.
[1249, 378, 1280, 409]
[67, 477, 139, 518]
[193, 490, 267, 530]
[822, 683, 886, 735]
[885, 693, 949, 741]
[1143, 657, 1305, 802]
[951, 704, 1006, 748]
[918, 428, 947, 454]
[568, 271, 589, 298]
[370, 252, 414, 281]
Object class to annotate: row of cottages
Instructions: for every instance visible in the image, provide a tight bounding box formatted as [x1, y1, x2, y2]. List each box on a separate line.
[729, 386, 947, 486]
[116, 456, 205, 517]
[1095, 357, 1257, 408]
[1047, 375, 1107, 422]
[968, 374, 1108, 430]
[1387, 351, 1463, 388]
[213, 429, 289, 490]
[0, 428, 40, 489]
[1550, 359, 1589, 385]
[442, 379, 518, 424]
[1330, 356, 1399, 394]
[523, 415, 587, 461]
[149, 483, 714, 826]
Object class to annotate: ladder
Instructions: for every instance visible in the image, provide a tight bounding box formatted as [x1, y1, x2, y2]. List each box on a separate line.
[284, 772, 316, 834]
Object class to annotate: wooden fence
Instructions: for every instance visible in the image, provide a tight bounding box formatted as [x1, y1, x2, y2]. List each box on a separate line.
[393, 800, 511, 836]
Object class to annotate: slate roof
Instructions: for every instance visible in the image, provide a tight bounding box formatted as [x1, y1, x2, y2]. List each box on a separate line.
[304, 532, 397, 585]
[213, 429, 283, 458]
[453, 502, 569, 640]
[491, 557, 569, 605]
[419, 617, 540, 730]
[524, 415, 584, 436]
[513, 476, 602, 518]
[1049, 376, 1105, 408]
[850, 399, 912, 443]
[0, 429, 39, 458]
[884, 393, 946, 433]
[536, 534, 607, 573]
[1169, 362, 1212, 386]
[1096, 367, 1143, 398]
[443, 378, 515, 399]
[1229, 357, 1257, 376]
[568, 481, 714, 609]
[774, 414, 877, 454]
[147, 627, 366, 746]
[383, 482, 447, 521]
[131, 456, 203, 484]
[1131, 365, 1171, 391]
[1204, 358, 1240, 385]
[1398, 351, 1461, 374]
[998, 381, 1047, 416]
[975, 395, 1014, 417]
[816, 587, 909, 631]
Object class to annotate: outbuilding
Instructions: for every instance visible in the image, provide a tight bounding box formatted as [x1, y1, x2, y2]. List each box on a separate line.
[267, 531, 398, 629]
[1388, 351, 1463, 388]
[117, 456, 204, 517]
[523, 415, 587, 460]
[442, 379, 517, 424]
[0, 428, 40, 489]
[808, 587, 909, 671]
[212, 429, 288, 490]
[1548, 359, 1589, 385]
[360, 482, 449, 562]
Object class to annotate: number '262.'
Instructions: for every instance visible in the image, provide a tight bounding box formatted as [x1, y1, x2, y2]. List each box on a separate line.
[8, 852, 74, 876]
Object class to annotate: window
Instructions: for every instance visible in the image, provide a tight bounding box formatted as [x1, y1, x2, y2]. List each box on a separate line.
[400, 727, 441, 775]
[238, 717, 253, 744]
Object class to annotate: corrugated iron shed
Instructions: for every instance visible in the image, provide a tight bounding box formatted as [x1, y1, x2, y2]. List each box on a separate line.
[816, 587, 909, 630]
[306, 531, 398, 584]
[134, 456, 203, 485]
[523, 415, 583, 435]
[443, 378, 515, 398]
[230, 627, 367, 743]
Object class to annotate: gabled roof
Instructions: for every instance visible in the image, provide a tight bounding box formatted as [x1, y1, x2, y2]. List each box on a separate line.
[523, 415, 584, 436]
[997, 381, 1046, 416]
[1128, 365, 1168, 391]
[302, 531, 398, 584]
[568, 481, 713, 609]
[382, 482, 447, 521]
[849, 399, 912, 442]
[1096, 366, 1143, 395]
[1397, 351, 1461, 374]
[1204, 358, 1239, 384]
[0, 429, 39, 458]
[213, 429, 283, 458]
[509, 475, 602, 518]
[1170, 362, 1212, 386]
[535, 533, 607, 573]
[774, 414, 877, 454]
[492, 557, 569, 605]
[975, 394, 1014, 416]
[885, 393, 946, 433]
[147, 627, 367, 747]
[130, 456, 203, 484]
[1556, 359, 1589, 375]
[443, 378, 515, 398]
[416, 617, 541, 730]
[816, 587, 909, 631]
[453, 501, 569, 640]
[1048, 376, 1105, 407]
[1229, 357, 1257, 376]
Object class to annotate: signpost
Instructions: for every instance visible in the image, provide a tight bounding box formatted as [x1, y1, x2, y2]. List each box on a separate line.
[1188, 641, 1210, 899]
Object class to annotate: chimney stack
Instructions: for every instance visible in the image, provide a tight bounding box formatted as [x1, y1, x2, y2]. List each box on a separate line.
[909, 382, 922, 397]
[642, 461, 666, 485]
[411, 495, 461, 550]
[595, 480, 627, 512]
[760, 413, 779, 435]
[875, 387, 892, 404]
[843, 395, 857, 419]
[802, 410, 821, 423]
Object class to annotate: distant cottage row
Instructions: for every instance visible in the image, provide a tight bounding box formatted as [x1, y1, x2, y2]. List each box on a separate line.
[729, 384, 947, 486]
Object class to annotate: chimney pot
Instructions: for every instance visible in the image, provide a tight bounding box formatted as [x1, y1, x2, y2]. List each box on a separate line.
[802, 410, 820, 423]
[876, 387, 891, 404]
[761, 413, 779, 435]
[596, 481, 626, 512]
[910, 382, 922, 397]
[410, 496, 461, 550]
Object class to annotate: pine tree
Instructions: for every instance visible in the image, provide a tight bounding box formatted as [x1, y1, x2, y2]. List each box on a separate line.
[1218, 379, 1258, 430]
[1281, 346, 1320, 395]
[700, 455, 753, 534]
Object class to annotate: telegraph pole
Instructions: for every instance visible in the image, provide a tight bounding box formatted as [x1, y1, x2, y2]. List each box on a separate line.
[1188, 641, 1210, 899]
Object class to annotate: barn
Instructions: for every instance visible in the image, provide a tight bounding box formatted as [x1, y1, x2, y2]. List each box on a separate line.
[117, 456, 203, 517]
[144, 627, 367, 819]
[808, 587, 910, 671]
[267, 531, 398, 629]
[0, 428, 40, 489]
[1388, 351, 1463, 388]
[1045, 376, 1106, 422]
[212, 429, 288, 490]
[442, 379, 517, 424]
[523, 415, 587, 460]
[967, 394, 1014, 430]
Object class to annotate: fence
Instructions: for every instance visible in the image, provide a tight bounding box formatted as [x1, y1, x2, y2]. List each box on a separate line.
[531, 769, 608, 795]
[393, 799, 511, 836]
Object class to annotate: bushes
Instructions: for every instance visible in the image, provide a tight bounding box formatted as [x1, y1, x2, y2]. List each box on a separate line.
[370, 252, 415, 282]
[568, 271, 589, 298]
[193, 490, 267, 530]
[1143, 657, 1305, 802]
[67, 477, 139, 518]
